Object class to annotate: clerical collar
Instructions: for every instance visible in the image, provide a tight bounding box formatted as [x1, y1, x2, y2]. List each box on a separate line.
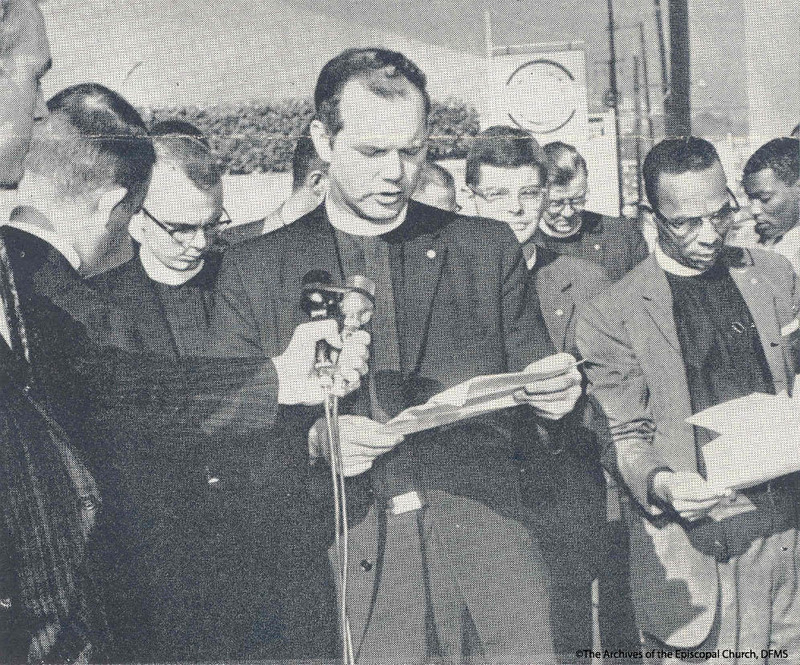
[139, 243, 204, 286]
[538, 219, 582, 239]
[7, 205, 81, 271]
[654, 244, 707, 277]
[325, 195, 406, 238]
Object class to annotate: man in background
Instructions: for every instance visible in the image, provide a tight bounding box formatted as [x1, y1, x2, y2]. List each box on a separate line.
[90, 120, 230, 356]
[536, 141, 649, 281]
[224, 131, 328, 242]
[741, 138, 800, 274]
[465, 125, 640, 657]
[412, 159, 458, 211]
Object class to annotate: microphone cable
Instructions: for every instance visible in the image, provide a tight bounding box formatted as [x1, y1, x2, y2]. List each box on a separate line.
[323, 388, 355, 665]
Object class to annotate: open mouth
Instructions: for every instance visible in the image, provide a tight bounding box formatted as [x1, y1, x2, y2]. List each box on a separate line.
[374, 192, 403, 205]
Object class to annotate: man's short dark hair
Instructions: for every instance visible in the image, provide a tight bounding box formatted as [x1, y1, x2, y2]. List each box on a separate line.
[314, 48, 430, 138]
[291, 132, 327, 191]
[743, 137, 799, 187]
[543, 141, 587, 187]
[642, 136, 720, 209]
[465, 125, 547, 188]
[31, 83, 155, 207]
[151, 119, 222, 192]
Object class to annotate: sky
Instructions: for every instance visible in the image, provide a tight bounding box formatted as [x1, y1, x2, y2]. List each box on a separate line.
[39, 0, 748, 121]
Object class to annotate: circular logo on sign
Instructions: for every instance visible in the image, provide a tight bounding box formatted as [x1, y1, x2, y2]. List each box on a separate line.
[505, 59, 578, 134]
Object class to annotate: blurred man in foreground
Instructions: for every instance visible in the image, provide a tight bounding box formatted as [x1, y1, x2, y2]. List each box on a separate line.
[2, 80, 372, 662]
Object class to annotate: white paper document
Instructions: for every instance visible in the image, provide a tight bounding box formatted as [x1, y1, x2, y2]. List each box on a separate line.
[687, 392, 800, 490]
[383, 354, 575, 436]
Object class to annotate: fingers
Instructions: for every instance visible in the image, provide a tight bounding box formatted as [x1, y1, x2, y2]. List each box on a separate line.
[296, 318, 341, 348]
[514, 383, 582, 419]
[524, 352, 576, 375]
[521, 366, 582, 396]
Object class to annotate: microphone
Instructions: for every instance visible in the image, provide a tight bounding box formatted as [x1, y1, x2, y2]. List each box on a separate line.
[340, 275, 375, 337]
[300, 270, 340, 374]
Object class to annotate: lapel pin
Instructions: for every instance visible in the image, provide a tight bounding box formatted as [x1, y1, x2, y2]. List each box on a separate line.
[750, 277, 758, 285]
[426, 249, 436, 260]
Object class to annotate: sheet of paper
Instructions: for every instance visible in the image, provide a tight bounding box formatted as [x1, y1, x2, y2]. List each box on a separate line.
[687, 392, 800, 490]
[383, 353, 575, 436]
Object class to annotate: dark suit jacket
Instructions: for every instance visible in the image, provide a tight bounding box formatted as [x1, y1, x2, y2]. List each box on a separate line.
[88, 253, 220, 357]
[576, 248, 800, 647]
[520, 247, 612, 577]
[1, 225, 296, 661]
[211, 201, 559, 511]
[534, 211, 649, 281]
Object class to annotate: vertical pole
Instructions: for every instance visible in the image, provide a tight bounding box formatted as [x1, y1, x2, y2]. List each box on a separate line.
[484, 10, 493, 58]
[665, 0, 691, 137]
[633, 56, 644, 210]
[639, 21, 655, 142]
[607, 0, 624, 217]
[653, 0, 670, 105]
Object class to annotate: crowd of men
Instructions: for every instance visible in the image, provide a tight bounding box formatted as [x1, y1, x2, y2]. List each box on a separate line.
[1, 1, 800, 663]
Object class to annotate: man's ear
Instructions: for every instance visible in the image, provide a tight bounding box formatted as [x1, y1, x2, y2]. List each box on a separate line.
[96, 186, 127, 222]
[307, 170, 328, 198]
[127, 212, 144, 243]
[309, 120, 333, 163]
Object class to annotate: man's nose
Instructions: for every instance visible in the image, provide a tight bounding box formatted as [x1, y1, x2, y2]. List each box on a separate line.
[189, 228, 209, 250]
[33, 85, 48, 122]
[380, 150, 403, 181]
[507, 193, 524, 216]
[750, 200, 762, 217]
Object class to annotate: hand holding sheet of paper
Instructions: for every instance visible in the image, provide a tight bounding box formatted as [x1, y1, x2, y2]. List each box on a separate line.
[512, 352, 583, 420]
[651, 470, 733, 522]
[384, 353, 583, 435]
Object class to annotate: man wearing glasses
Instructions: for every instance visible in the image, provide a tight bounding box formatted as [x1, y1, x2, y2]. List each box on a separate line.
[90, 121, 231, 357]
[577, 137, 800, 662]
[465, 125, 636, 658]
[534, 141, 649, 281]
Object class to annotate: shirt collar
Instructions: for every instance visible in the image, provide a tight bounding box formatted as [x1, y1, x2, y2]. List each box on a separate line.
[138, 243, 205, 286]
[654, 243, 707, 277]
[325, 195, 406, 238]
[6, 206, 82, 271]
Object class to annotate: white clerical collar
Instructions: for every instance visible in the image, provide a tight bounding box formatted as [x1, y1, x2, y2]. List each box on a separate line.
[6, 206, 81, 271]
[325, 195, 406, 237]
[139, 243, 204, 286]
[654, 244, 706, 277]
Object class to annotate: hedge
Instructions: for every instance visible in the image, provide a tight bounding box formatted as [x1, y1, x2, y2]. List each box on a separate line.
[146, 97, 480, 175]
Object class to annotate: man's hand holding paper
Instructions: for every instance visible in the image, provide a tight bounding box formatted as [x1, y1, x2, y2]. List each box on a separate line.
[513, 352, 583, 420]
[651, 470, 733, 522]
[309, 415, 405, 477]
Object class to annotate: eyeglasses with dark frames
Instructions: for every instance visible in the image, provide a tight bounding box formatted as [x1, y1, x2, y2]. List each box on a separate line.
[546, 195, 588, 214]
[642, 188, 740, 235]
[141, 206, 233, 243]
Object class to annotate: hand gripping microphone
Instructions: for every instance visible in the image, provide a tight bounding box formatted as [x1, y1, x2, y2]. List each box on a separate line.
[339, 275, 376, 337]
[300, 270, 340, 376]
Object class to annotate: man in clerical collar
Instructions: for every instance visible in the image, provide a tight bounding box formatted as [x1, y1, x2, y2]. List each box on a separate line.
[742, 137, 800, 274]
[577, 137, 800, 663]
[465, 124, 640, 657]
[534, 141, 649, 281]
[90, 121, 230, 357]
[211, 47, 583, 663]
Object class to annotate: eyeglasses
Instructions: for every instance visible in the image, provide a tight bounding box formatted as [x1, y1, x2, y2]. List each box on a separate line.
[547, 196, 587, 214]
[468, 186, 546, 206]
[142, 206, 233, 244]
[644, 188, 740, 235]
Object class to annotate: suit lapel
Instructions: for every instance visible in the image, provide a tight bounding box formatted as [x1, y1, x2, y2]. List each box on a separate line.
[386, 202, 449, 374]
[727, 251, 790, 393]
[639, 255, 681, 353]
